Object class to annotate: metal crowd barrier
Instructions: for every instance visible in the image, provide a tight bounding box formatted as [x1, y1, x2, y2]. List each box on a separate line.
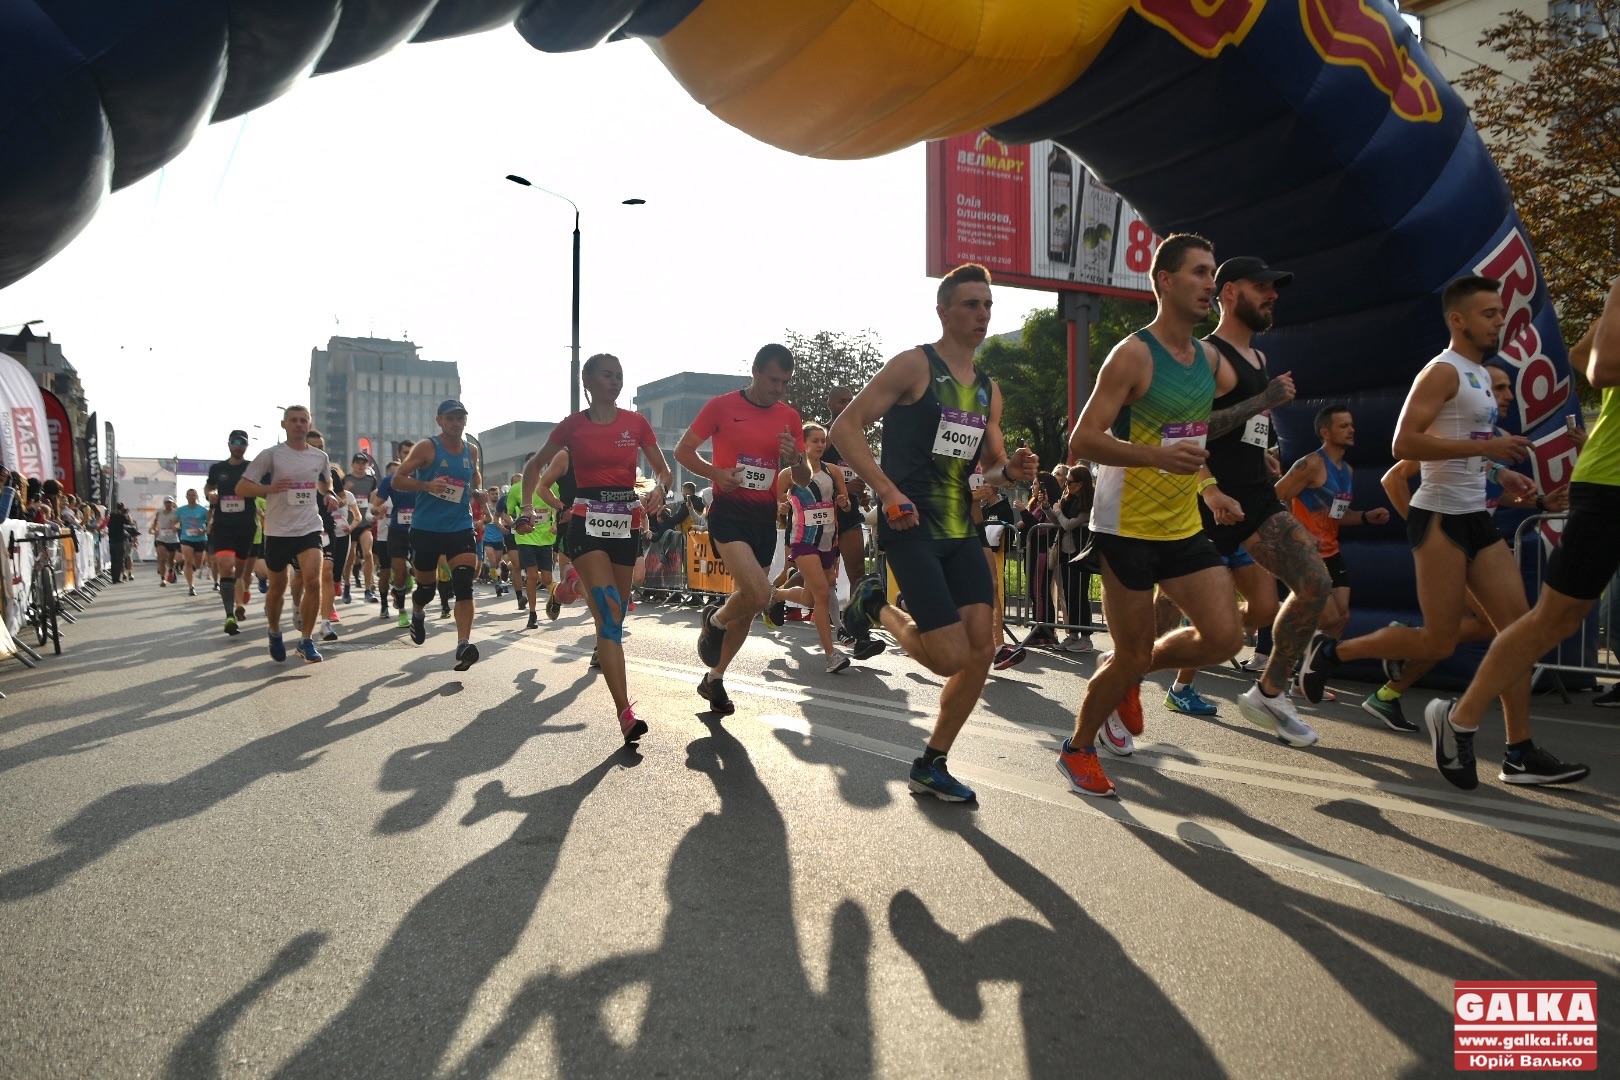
[998, 521, 1107, 637]
[1510, 511, 1617, 698]
[0, 522, 112, 668]
[631, 520, 1108, 644]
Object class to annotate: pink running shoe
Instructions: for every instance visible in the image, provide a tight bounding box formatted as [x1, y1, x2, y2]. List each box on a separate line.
[619, 703, 647, 743]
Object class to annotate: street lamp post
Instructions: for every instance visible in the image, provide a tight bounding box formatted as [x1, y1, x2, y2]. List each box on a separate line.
[505, 175, 644, 415]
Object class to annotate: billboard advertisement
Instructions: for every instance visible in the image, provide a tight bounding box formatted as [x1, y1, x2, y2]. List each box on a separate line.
[41, 388, 74, 495]
[926, 131, 1158, 301]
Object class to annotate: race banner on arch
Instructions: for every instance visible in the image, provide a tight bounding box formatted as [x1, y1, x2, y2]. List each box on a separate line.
[0, 352, 55, 483]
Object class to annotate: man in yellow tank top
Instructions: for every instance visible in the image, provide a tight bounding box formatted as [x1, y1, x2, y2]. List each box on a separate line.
[1056, 235, 1257, 799]
[1424, 274, 1619, 789]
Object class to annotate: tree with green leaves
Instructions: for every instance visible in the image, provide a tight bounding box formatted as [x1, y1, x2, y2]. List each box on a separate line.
[781, 329, 886, 427]
[977, 298, 1156, 467]
[1458, 0, 1619, 396]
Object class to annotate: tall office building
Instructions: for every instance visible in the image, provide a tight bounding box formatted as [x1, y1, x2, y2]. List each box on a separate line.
[308, 337, 460, 463]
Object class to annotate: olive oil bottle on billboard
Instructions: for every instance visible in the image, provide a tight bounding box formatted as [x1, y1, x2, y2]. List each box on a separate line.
[1047, 145, 1075, 267]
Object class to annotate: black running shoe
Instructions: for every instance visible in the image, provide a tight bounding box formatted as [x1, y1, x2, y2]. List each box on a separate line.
[852, 637, 886, 661]
[1424, 698, 1478, 790]
[589, 648, 600, 669]
[526, 612, 539, 630]
[439, 603, 451, 620]
[1593, 684, 1620, 707]
[1500, 744, 1590, 786]
[697, 672, 735, 715]
[1360, 692, 1419, 733]
[697, 605, 725, 668]
[763, 600, 788, 629]
[409, 611, 426, 646]
[1297, 632, 1338, 704]
[842, 574, 886, 640]
[454, 642, 480, 671]
[992, 644, 1026, 671]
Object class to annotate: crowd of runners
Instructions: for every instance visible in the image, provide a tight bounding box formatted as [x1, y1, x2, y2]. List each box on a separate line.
[156, 249, 1616, 804]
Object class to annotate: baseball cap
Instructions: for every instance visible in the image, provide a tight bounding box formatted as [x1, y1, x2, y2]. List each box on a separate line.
[163, 495, 176, 504]
[228, 429, 249, 444]
[437, 399, 467, 416]
[1215, 256, 1293, 289]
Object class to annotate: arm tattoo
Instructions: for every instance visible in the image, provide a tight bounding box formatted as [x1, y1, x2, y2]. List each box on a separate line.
[1207, 383, 1287, 439]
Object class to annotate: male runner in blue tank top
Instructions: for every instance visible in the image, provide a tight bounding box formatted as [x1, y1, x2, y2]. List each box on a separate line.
[833, 263, 1038, 802]
[390, 401, 483, 670]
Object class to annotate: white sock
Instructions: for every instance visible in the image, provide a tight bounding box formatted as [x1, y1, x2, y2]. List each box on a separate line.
[1172, 680, 1191, 693]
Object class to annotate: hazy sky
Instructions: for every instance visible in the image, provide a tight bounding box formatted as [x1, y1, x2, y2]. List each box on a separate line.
[0, 27, 1058, 462]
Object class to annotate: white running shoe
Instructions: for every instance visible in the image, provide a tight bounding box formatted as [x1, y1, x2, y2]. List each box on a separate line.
[1238, 683, 1319, 747]
[1097, 712, 1135, 757]
[825, 651, 850, 674]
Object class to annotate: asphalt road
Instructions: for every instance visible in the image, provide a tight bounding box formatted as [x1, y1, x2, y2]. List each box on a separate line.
[2, 572, 1617, 1078]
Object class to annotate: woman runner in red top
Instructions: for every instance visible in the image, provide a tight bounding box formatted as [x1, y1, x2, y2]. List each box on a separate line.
[520, 353, 673, 742]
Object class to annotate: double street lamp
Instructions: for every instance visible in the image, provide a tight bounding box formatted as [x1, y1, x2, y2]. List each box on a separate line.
[505, 174, 645, 414]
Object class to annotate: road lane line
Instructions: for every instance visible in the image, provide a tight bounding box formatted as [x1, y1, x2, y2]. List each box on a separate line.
[748, 712, 1620, 962]
[507, 636, 1620, 842]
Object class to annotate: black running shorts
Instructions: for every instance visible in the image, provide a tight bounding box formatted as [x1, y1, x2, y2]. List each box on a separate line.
[1089, 531, 1225, 592]
[263, 532, 323, 573]
[1198, 481, 1289, 557]
[566, 515, 639, 567]
[1406, 507, 1502, 561]
[1544, 482, 1620, 601]
[886, 535, 994, 632]
[387, 527, 412, 564]
[410, 528, 476, 573]
[208, 528, 255, 560]
[518, 544, 553, 571]
[709, 516, 778, 570]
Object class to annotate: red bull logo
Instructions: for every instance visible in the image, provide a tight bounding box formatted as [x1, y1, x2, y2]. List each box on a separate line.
[1301, 0, 1442, 122]
[1475, 228, 1568, 433]
[1133, 0, 1265, 58]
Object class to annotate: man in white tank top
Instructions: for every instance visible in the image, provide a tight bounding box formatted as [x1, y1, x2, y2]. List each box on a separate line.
[1297, 278, 1552, 756]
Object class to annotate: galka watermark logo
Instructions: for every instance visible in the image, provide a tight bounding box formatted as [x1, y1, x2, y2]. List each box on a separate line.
[956, 133, 1024, 175]
[1454, 981, 1596, 1071]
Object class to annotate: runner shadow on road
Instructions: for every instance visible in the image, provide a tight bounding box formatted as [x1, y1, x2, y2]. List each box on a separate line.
[442, 719, 874, 1078]
[165, 931, 327, 1080]
[0, 674, 453, 903]
[1126, 825, 1618, 1074]
[263, 751, 628, 1079]
[373, 669, 593, 834]
[890, 807, 1222, 1077]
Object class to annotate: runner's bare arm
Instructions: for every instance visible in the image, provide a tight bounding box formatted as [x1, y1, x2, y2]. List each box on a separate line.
[470, 445, 482, 494]
[1588, 273, 1620, 388]
[1379, 460, 1420, 519]
[1205, 370, 1296, 438]
[829, 348, 931, 504]
[388, 441, 439, 493]
[1273, 451, 1326, 504]
[1069, 338, 1203, 472]
[522, 442, 566, 513]
[1394, 363, 1529, 463]
[979, 381, 1037, 486]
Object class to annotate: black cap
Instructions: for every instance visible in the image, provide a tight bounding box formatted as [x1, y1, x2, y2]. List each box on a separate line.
[437, 398, 467, 416]
[1215, 256, 1293, 289]
[228, 429, 249, 444]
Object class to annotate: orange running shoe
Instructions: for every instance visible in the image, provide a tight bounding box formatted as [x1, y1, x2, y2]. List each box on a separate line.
[1057, 740, 1116, 798]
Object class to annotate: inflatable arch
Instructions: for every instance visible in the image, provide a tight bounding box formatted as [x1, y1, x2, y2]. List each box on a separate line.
[0, 0, 1587, 674]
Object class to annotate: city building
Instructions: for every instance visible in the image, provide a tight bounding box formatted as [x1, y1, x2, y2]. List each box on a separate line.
[633, 371, 749, 489]
[1401, 0, 1536, 88]
[475, 420, 557, 485]
[308, 336, 460, 464]
[0, 324, 92, 493]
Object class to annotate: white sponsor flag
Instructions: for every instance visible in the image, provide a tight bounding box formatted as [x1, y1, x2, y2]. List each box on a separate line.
[0, 354, 55, 481]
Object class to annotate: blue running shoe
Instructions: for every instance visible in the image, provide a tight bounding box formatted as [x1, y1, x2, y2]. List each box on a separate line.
[908, 756, 976, 802]
[298, 638, 323, 663]
[268, 633, 286, 662]
[409, 610, 426, 645]
[842, 574, 886, 640]
[341, 583, 352, 605]
[257, 577, 268, 595]
[1165, 684, 1218, 716]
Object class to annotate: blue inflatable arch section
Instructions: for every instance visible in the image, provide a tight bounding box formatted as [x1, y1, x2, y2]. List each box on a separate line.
[0, 0, 1583, 678]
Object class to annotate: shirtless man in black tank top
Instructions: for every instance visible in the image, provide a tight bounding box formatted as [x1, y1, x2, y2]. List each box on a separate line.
[1174, 257, 1333, 746]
